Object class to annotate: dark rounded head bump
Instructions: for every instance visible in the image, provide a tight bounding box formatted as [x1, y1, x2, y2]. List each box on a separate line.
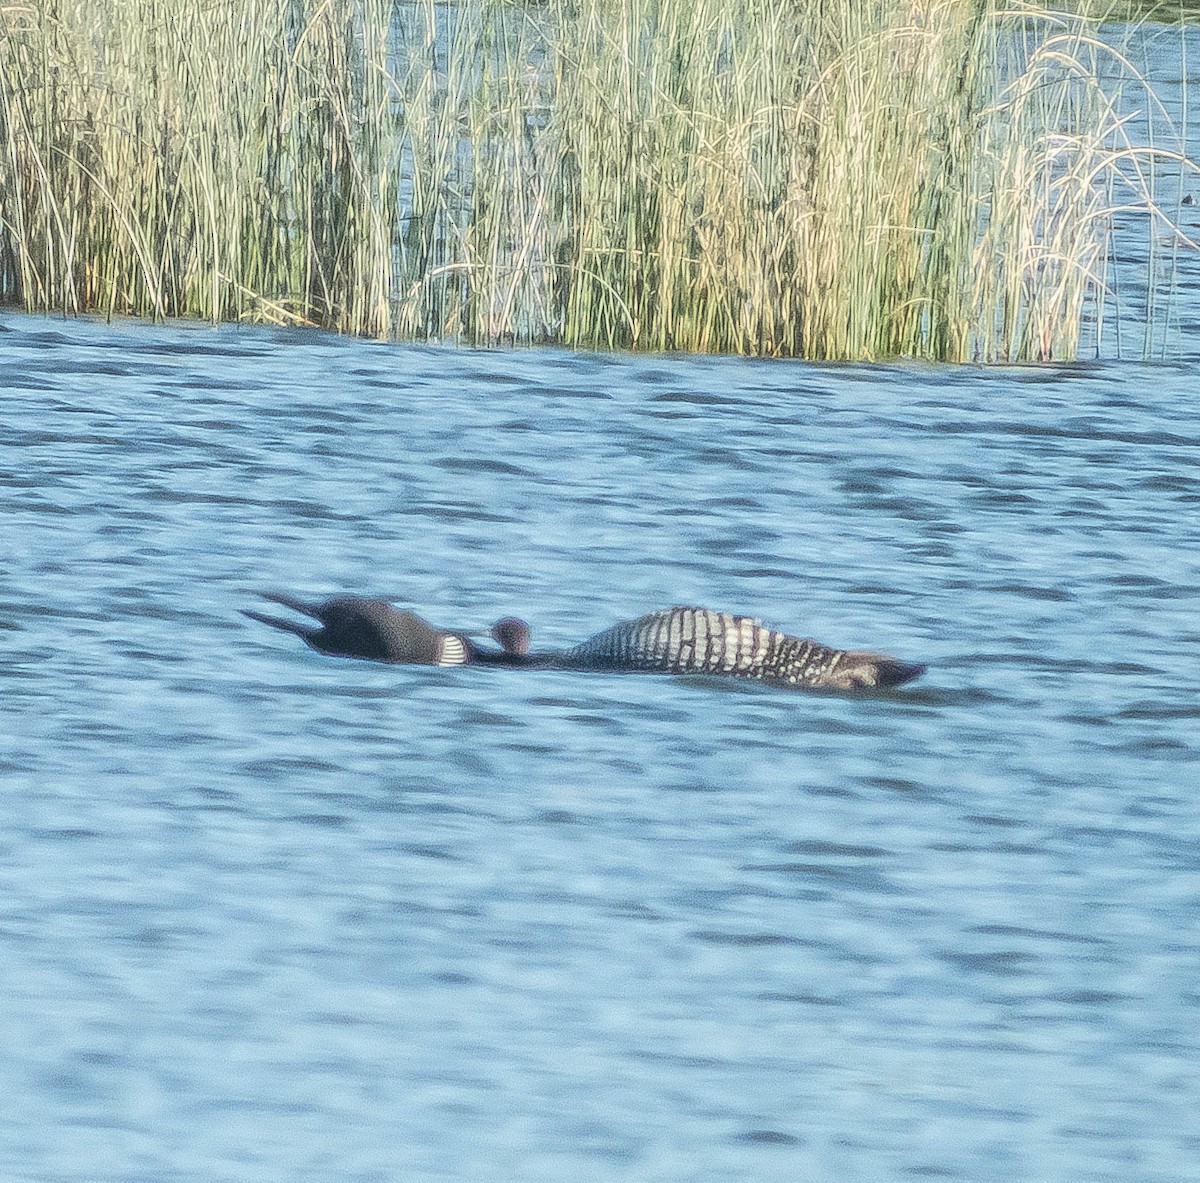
[458, 616, 534, 666]
[490, 617, 532, 656]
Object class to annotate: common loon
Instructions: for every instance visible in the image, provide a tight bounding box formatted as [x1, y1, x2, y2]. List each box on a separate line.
[243, 596, 924, 690]
[241, 592, 526, 666]
[557, 606, 925, 690]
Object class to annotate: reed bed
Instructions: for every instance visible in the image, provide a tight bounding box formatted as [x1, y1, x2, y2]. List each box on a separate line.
[0, 0, 1194, 360]
[0, 0, 398, 331]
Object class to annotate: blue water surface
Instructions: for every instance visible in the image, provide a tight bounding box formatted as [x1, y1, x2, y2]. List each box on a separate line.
[1, 309, 1198, 1182]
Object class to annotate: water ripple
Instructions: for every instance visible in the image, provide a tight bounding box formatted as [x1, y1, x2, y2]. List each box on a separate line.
[2, 311, 1199, 1183]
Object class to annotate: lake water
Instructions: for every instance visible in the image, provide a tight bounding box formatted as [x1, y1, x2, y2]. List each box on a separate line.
[3, 312, 1198, 1182]
[5, 20, 1200, 1183]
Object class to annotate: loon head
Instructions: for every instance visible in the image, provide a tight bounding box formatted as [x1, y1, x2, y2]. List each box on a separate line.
[245, 592, 470, 665]
[490, 617, 531, 656]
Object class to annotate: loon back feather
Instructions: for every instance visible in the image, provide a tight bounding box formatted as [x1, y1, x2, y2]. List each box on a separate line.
[562, 606, 924, 690]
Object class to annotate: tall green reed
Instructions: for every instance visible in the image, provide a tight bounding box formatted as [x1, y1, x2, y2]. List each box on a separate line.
[0, 0, 397, 332]
[973, 5, 1197, 360]
[1, 0, 1194, 360]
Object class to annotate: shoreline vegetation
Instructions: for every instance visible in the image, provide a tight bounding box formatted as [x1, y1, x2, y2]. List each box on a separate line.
[0, 0, 1196, 362]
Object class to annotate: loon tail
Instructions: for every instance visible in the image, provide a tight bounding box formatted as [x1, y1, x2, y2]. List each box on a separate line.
[835, 653, 927, 690]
